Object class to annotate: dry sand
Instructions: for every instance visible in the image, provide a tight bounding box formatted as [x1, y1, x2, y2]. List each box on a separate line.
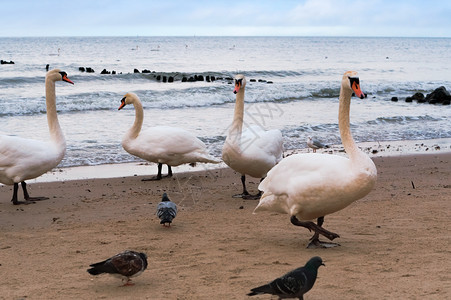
[0, 152, 450, 299]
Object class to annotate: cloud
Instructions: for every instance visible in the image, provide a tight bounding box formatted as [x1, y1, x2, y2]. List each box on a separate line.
[1, 0, 450, 36]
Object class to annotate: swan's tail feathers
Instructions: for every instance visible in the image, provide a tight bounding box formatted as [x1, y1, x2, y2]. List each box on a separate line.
[253, 193, 290, 215]
[197, 155, 222, 164]
[247, 283, 273, 296]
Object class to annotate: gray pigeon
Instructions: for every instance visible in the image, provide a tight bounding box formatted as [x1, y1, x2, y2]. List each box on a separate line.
[247, 256, 324, 299]
[156, 193, 177, 227]
[87, 250, 148, 286]
[307, 136, 329, 153]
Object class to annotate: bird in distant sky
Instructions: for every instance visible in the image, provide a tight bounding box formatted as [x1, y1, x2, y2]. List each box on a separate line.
[156, 193, 178, 227]
[247, 256, 325, 300]
[307, 136, 329, 153]
[87, 250, 148, 286]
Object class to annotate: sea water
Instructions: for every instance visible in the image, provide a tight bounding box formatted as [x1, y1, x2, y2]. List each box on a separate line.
[1, 36, 450, 167]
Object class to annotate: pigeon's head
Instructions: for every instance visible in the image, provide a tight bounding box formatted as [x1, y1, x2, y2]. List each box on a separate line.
[306, 256, 325, 269]
[162, 193, 170, 202]
[138, 252, 148, 270]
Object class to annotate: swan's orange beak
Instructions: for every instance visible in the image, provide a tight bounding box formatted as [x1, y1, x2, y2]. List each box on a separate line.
[62, 74, 74, 85]
[351, 81, 365, 99]
[233, 81, 241, 94]
[118, 98, 126, 110]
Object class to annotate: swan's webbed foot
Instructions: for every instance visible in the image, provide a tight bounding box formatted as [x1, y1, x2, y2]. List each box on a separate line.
[241, 191, 262, 200]
[11, 199, 36, 205]
[307, 238, 341, 249]
[25, 196, 49, 201]
[232, 190, 261, 199]
[141, 173, 172, 181]
[290, 216, 340, 243]
[307, 232, 340, 248]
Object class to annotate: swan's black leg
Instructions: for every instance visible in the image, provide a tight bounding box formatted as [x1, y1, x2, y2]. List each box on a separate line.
[232, 175, 251, 198]
[11, 183, 20, 205]
[11, 182, 46, 205]
[142, 163, 172, 181]
[242, 177, 264, 200]
[233, 175, 263, 199]
[141, 163, 163, 181]
[167, 165, 173, 177]
[290, 216, 340, 248]
[21, 181, 48, 202]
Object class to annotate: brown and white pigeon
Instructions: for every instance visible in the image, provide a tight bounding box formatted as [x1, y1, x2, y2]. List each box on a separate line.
[87, 250, 148, 286]
[247, 256, 324, 299]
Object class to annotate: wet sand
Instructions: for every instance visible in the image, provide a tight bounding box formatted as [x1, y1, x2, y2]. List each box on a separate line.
[0, 152, 450, 299]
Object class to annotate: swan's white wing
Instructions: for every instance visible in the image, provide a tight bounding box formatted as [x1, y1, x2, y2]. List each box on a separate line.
[242, 126, 283, 163]
[0, 135, 63, 184]
[124, 126, 218, 165]
[255, 153, 352, 219]
[223, 125, 283, 178]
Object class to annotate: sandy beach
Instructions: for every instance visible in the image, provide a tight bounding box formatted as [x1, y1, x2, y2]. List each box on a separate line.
[0, 150, 450, 299]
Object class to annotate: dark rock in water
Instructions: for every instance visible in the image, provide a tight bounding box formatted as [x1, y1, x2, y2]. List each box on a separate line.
[112, 70, 116, 75]
[162, 76, 167, 83]
[142, 69, 151, 73]
[391, 97, 398, 102]
[412, 92, 425, 103]
[134, 68, 140, 73]
[1, 60, 15, 64]
[79, 67, 86, 72]
[258, 79, 266, 82]
[100, 69, 111, 74]
[86, 67, 95, 73]
[206, 75, 210, 82]
[156, 75, 161, 81]
[168, 76, 174, 83]
[46, 64, 50, 71]
[196, 75, 204, 81]
[425, 86, 451, 104]
[405, 97, 413, 103]
[210, 75, 216, 81]
[182, 76, 187, 82]
[188, 76, 196, 82]
[267, 81, 273, 84]
[250, 79, 257, 82]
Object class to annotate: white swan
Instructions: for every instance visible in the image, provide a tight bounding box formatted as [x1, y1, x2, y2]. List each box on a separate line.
[118, 92, 219, 180]
[0, 69, 73, 205]
[254, 71, 377, 248]
[222, 74, 283, 199]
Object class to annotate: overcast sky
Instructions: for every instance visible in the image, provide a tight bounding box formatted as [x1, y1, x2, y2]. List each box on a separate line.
[1, 0, 450, 37]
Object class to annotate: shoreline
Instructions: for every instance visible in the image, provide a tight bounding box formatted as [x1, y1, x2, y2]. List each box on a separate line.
[20, 137, 451, 183]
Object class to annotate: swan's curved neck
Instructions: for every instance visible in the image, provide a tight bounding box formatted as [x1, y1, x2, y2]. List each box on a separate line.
[227, 88, 245, 145]
[45, 77, 65, 146]
[127, 100, 144, 139]
[338, 86, 361, 160]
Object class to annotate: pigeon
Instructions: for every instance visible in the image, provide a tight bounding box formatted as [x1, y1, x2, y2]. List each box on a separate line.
[247, 256, 324, 300]
[156, 193, 177, 227]
[87, 250, 148, 286]
[307, 136, 329, 153]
